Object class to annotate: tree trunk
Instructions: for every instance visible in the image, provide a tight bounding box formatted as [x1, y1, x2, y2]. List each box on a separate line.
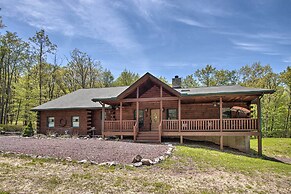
[15, 99, 21, 125]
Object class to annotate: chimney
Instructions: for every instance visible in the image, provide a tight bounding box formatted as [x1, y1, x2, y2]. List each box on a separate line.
[172, 75, 181, 89]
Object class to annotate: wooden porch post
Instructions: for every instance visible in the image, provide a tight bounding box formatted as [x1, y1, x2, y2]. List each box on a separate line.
[257, 97, 262, 156]
[120, 102, 123, 140]
[159, 85, 163, 143]
[219, 97, 223, 150]
[135, 87, 139, 142]
[101, 103, 105, 138]
[178, 98, 183, 144]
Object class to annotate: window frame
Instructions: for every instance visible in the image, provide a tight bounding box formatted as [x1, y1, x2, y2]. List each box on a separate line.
[72, 116, 80, 128]
[134, 110, 144, 128]
[167, 109, 178, 120]
[47, 117, 55, 128]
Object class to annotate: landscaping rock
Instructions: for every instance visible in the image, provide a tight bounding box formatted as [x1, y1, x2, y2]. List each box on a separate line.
[90, 160, 97, 165]
[98, 162, 107, 166]
[66, 157, 72, 162]
[78, 159, 87, 164]
[159, 156, 165, 161]
[133, 162, 142, 167]
[141, 158, 153, 166]
[154, 157, 160, 163]
[107, 161, 117, 166]
[132, 154, 143, 163]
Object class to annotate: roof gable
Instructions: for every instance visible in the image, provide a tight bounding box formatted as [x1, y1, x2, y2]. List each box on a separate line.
[116, 72, 181, 100]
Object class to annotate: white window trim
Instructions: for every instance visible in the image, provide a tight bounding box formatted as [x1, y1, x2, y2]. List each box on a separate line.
[72, 116, 80, 128]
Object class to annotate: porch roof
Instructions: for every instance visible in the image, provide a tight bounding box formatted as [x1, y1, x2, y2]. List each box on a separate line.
[176, 85, 274, 97]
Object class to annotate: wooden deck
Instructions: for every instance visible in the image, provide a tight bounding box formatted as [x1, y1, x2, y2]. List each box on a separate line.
[103, 118, 259, 137]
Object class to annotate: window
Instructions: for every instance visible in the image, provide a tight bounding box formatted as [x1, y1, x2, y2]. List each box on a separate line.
[134, 110, 144, 128]
[48, 117, 55, 128]
[167, 109, 177, 120]
[72, 116, 80, 128]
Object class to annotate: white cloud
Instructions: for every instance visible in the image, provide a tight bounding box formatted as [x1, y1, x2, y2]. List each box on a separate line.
[175, 17, 208, 28]
[0, 0, 147, 59]
[282, 57, 291, 63]
[231, 40, 270, 52]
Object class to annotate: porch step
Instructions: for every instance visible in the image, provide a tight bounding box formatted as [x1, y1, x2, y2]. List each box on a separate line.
[136, 131, 160, 143]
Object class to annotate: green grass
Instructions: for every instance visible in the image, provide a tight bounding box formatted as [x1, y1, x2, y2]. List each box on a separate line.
[160, 144, 291, 175]
[251, 138, 291, 158]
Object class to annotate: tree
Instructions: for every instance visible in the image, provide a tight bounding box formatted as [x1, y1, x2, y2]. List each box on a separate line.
[182, 74, 198, 88]
[101, 69, 114, 87]
[281, 66, 291, 134]
[194, 64, 216, 86]
[0, 8, 5, 29]
[214, 70, 238, 85]
[158, 76, 169, 85]
[64, 49, 103, 91]
[114, 69, 140, 86]
[22, 121, 34, 137]
[0, 32, 29, 124]
[29, 29, 57, 105]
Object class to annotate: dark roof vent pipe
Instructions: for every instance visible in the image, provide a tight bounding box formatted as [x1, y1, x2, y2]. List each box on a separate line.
[172, 75, 182, 89]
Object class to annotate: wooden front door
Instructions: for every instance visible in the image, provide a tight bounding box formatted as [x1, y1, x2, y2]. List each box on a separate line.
[151, 109, 160, 130]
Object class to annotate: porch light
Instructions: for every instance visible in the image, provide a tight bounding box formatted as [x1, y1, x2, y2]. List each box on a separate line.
[213, 102, 220, 107]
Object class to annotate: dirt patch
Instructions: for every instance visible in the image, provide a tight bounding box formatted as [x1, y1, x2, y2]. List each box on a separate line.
[0, 136, 169, 164]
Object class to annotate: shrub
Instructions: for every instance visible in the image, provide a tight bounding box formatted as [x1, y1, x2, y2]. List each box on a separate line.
[0, 124, 23, 132]
[22, 122, 34, 137]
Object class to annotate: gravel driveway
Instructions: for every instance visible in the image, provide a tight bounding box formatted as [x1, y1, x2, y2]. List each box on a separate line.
[0, 136, 169, 164]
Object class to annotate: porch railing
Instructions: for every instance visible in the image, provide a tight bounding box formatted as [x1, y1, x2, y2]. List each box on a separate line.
[222, 118, 257, 131]
[104, 120, 136, 132]
[104, 121, 120, 132]
[162, 120, 179, 131]
[162, 118, 258, 132]
[122, 120, 136, 132]
[105, 118, 258, 133]
[181, 119, 220, 131]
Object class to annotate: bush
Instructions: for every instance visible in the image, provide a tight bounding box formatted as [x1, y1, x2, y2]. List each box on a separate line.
[22, 122, 34, 137]
[0, 124, 23, 132]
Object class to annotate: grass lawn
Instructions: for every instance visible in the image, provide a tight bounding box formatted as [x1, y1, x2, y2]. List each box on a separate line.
[251, 138, 291, 159]
[1, 138, 291, 193]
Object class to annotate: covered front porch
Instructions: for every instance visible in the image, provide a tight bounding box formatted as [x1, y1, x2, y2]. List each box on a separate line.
[91, 73, 271, 155]
[101, 96, 262, 152]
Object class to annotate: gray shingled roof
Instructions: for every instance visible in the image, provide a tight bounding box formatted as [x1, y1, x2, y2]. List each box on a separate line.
[31, 86, 128, 111]
[32, 85, 274, 111]
[176, 85, 274, 96]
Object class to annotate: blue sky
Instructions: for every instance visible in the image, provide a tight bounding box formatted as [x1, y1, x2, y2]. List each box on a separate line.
[1, 0, 290, 81]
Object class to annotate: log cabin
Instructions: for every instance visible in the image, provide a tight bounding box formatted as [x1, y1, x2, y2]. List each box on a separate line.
[32, 72, 274, 155]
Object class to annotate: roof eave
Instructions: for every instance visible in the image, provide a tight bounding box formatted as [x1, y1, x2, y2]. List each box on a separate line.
[91, 97, 118, 102]
[181, 89, 275, 97]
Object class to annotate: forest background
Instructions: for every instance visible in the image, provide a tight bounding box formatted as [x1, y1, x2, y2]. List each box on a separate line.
[0, 17, 290, 137]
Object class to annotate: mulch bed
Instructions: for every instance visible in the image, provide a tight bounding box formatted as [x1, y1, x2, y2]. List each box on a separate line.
[0, 136, 169, 164]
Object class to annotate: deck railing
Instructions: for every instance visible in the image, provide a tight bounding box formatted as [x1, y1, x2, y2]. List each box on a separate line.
[162, 120, 179, 131]
[222, 118, 257, 131]
[105, 118, 258, 133]
[162, 118, 258, 132]
[181, 119, 220, 131]
[104, 120, 136, 132]
[104, 121, 120, 132]
[122, 120, 136, 132]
